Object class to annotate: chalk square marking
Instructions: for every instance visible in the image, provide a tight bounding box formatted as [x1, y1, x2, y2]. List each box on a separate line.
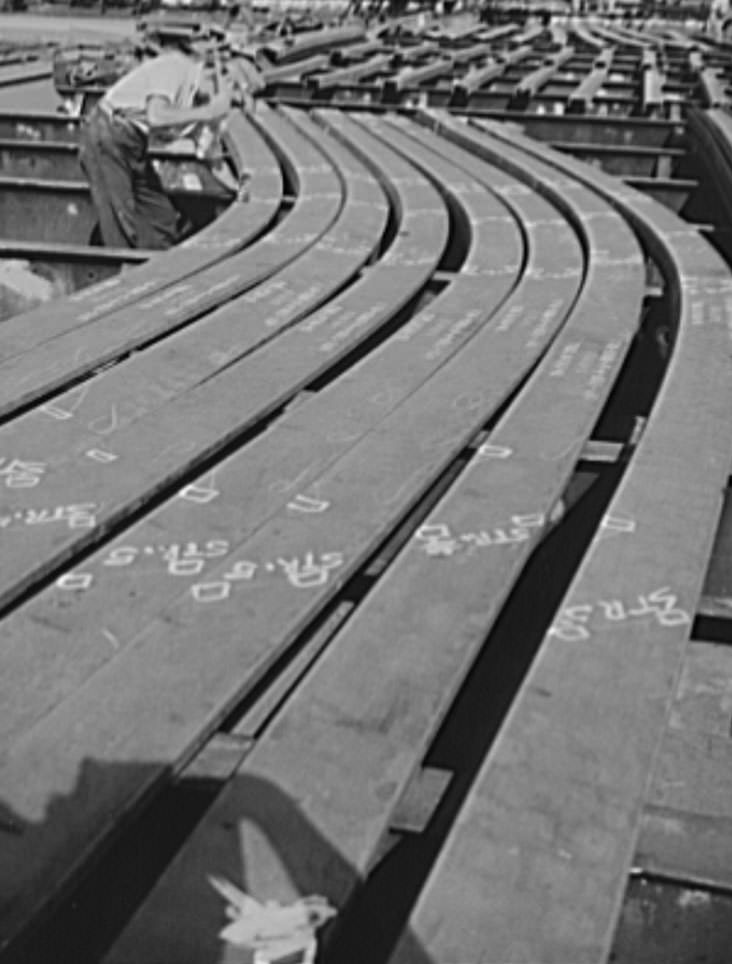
[86, 449, 118, 464]
[178, 483, 219, 504]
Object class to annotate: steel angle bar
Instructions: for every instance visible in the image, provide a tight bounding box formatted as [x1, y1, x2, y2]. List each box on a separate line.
[641, 47, 659, 71]
[329, 39, 385, 64]
[261, 24, 366, 64]
[432, 19, 488, 41]
[700, 66, 730, 106]
[0, 107, 281, 357]
[662, 29, 699, 50]
[643, 68, 666, 113]
[569, 23, 610, 52]
[568, 48, 615, 112]
[0, 238, 150, 263]
[455, 43, 533, 99]
[595, 23, 650, 49]
[422, 20, 476, 42]
[0, 60, 51, 87]
[0, 106, 329, 398]
[392, 40, 440, 65]
[637, 47, 666, 113]
[402, 106, 732, 964]
[686, 108, 732, 225]
[622, 175, 696, 213]
[473, 24, 520, 43]
[509, 23, 546, 46]
[0, 115, 447, 960]
[0, 138, 80, 178]
[0, 111, 80, 141]
[308, 53, 392, 91]
[453, 59, 504, 99]
[449, 42, 494, 65]
[688, 47, 704, 73]
[383, 57, 456, 98]
[550, 24, 568, 48]
[262, 54, 330, 84]
[0, 241, 153, 298]
[514, 46, 576, 98]
[74, 118, 536, 964]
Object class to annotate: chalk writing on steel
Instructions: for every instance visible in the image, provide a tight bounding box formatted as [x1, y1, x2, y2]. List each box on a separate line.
[548, 587, 690, 641]
[88, 405, 119, 435]
[526, 298, 564, 349]
[178, 478, 220, 504]
[318, 302, 387, 353]
[583, 339, 624, 401]
[0, 458, 46, 488]
[527, 267, 580, 281]
[599, 514, 636, 538]
[57, 572, 94, 591]
[101, 540, 229, 576]
[223, 560, 258, 581]
[474, 442, 512, 461]
[163, 274, 240, 316]
[0, 503, 98, 530]
[139, 283, 192, 311]
[38, 382, 91, 422]
[416, 516, 546, 557]
[425, 309, 482, 361]
[276, 552, 344, 588]
[86, 449, 118, 463]
[189, 550, 345, 602]
[191, 581, 232, 603]
[287, 495, 330, 514]
[102, 628, 120, 649]
[76, 278, 158, 321]
[499, 183, 532, 198]
[102, 546, 139, 567]
[523, 217, 567, 229]
[549, 342, 581, 379]
[39, 402, 74, 420]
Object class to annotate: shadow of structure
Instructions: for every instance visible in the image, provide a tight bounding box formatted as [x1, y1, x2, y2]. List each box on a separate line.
[0, 761, 434, 964]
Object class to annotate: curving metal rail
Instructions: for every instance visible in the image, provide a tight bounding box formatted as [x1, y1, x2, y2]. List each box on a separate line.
[3, 12, 732, 964]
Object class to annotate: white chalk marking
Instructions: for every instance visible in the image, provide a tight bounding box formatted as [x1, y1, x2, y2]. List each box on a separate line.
[86, 449, 118, 464]
[287, 494, 330, 514]
[57, 572, 94, 591]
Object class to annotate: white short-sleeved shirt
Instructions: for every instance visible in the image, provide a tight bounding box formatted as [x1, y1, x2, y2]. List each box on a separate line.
[103, 52, 203, 131]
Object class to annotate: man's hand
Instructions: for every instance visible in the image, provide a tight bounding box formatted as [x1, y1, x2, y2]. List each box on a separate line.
[207, 89, 232, 121]
[240, 86, 256, 114]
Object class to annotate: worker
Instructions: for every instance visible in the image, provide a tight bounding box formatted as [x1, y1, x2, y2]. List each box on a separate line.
[709, 0, 730, 39]
[78, 40, 233, 250]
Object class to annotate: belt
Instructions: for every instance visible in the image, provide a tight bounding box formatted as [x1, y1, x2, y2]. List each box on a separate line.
[97, 99, 149, 135]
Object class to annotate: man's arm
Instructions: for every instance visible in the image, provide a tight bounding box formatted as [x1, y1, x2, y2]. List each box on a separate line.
[145, 90, 231, 132]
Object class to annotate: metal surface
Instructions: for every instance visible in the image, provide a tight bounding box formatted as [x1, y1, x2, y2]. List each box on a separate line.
[3, 13, 732, 964]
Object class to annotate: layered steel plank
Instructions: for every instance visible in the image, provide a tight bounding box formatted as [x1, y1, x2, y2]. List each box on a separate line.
[2, 12, 732, 964]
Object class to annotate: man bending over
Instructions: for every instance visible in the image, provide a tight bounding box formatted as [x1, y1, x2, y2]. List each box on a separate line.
[79, 41, 233, 249]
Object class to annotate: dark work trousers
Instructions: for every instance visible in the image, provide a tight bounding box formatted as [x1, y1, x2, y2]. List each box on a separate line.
[78, 106, 180, 249]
